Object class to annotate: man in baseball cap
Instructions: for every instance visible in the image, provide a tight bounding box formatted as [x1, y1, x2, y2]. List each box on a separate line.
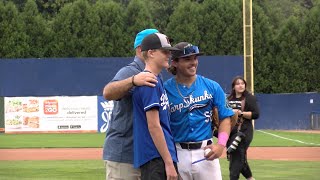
[102, 28, 160, 180]
[164, 42, 233, 180]
[140, 33, 179, 51]
[171, 42, 204, 59]
[132, 33, 180, 180]
[168, 42, 204, 75]
[134, 29, 159, 49]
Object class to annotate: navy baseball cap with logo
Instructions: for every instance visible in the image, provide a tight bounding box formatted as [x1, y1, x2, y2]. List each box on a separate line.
[134, 29, 159, 49]
[171, 42, 204, 60]
[141, 33, 179, 51]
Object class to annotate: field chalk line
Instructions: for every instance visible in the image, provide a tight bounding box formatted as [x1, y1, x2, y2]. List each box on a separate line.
[257, 130, 320, 146]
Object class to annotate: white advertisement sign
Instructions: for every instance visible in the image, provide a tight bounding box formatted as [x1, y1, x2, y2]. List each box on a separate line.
[4, 96, 97, 133]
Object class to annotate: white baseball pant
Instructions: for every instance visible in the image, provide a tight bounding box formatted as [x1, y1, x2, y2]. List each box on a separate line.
[175, 139, 222, 180]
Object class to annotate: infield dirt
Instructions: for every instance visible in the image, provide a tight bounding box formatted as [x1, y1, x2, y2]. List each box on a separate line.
[1, 147, 319, 161]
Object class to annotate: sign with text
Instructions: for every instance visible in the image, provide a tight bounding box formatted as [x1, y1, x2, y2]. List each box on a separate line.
[4, 96, 97, 133]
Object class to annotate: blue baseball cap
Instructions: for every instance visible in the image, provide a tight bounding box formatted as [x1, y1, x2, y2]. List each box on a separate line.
[134, 29, 159, 49]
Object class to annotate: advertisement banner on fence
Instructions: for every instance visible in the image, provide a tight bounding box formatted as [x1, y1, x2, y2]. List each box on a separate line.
[97, 96, 114, 133]
[4, 96, 97, 133]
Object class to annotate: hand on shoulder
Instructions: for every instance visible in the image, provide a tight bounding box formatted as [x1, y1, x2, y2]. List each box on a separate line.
[133, 72, 158, 87]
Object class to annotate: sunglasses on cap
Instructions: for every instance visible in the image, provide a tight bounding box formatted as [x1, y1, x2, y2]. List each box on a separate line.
[183, 45, 200, 55]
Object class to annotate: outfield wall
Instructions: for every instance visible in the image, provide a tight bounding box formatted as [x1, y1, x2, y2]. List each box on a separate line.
[255, 93, 320, 130]
[1, 57, 319, 132]
[0, 56, 243, 133]
[0, 56, 242, 97]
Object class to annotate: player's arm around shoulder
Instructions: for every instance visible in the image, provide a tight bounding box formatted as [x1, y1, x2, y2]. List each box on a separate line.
[103, 76, 134, 100]
[103, 71, 157, 101]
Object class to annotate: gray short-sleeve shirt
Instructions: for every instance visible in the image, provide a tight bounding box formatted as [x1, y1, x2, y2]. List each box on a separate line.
[102, 56, 144, 163]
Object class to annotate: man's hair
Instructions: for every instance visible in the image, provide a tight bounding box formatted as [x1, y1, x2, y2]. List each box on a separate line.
[142, 51, 149, 60]
[167, 64, 177, 75]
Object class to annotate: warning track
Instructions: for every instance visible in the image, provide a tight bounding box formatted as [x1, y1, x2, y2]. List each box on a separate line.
[1, 147, 319, 161]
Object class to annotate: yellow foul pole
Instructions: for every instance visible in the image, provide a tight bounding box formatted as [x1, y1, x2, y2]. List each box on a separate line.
[243, 0, 254, 127]
[243, 0, 254, 93]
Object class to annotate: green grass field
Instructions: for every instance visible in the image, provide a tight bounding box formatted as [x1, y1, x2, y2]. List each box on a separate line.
[252, 130, 320, 147]
[0, 130, 320, 179]
[0, 133, 106, 148]
[0, 159, 319, 180]
[0, 130, 319, 148]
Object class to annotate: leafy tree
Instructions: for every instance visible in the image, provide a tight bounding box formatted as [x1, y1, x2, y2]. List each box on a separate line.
[0, 1, 28, 58]
[35, 0, 76, 18]
[255, 0, 320, 34]
[148, 0, 179, 33]
[2, 0, 27, 10]
[217, 1, 242, 55]
[198, 0, 225, 54]
[122, 0, 155, 55]
[50, 0, 97, 57]
[112, 0, 130, 6]
[252, 2, 275, 93]
[272, 17, 307, 93]
[21, 0, 51, 58]
[167, 0, 201, 45]
[299, 5, 320, 92]
[0, 0, 318, 94]
[90, 0, 127, 57]
[199, 0, 242, 55]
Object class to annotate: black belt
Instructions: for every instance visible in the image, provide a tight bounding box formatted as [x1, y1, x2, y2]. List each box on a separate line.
[179, 140, 212, 150]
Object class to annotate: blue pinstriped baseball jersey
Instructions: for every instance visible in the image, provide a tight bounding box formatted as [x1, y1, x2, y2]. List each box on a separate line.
[133, 76, 178, 168]
[164, 75, 234, 143]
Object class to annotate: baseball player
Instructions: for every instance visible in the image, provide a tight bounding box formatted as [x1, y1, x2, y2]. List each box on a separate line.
[132, 33, 180, 180]
[164, 42, 234, 180]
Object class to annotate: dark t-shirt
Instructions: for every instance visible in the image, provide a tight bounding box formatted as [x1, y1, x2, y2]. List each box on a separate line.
[228, 93, 259, 143]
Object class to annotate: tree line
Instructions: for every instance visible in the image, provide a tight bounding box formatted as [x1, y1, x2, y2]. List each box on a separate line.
[0, 0, 319, 93]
